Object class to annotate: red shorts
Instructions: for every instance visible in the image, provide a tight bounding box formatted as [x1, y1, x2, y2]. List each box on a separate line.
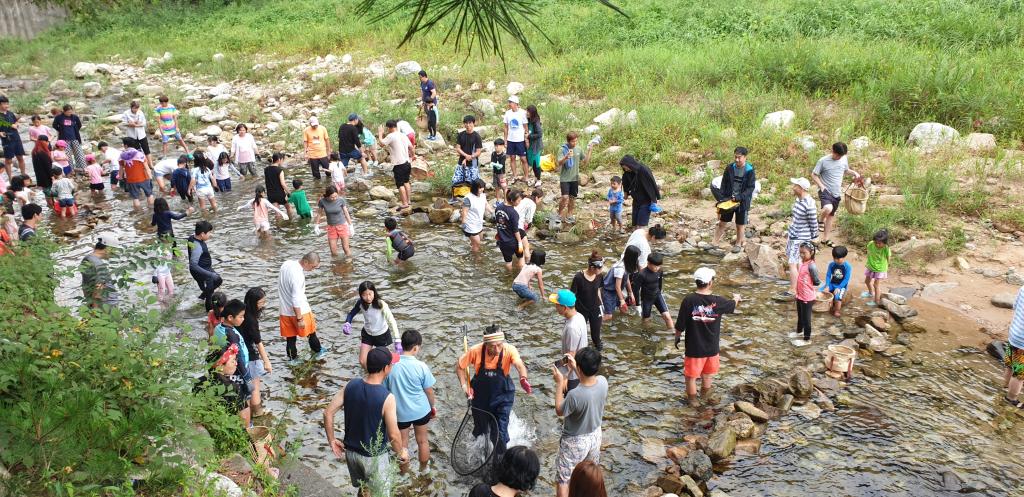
[684, 355, 720, 378]
[327, 223, 350, 240]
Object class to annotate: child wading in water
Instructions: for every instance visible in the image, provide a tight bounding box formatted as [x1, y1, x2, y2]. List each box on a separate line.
[342, 281, 401, 369]
[821, 245, 852, 317]
[238, 186, 288, 236]
[512, 250, 546, 309]
[862, 229, 891, 306]
[384, 217, 415, 265]
[790, 241, 821, 347]
[288, 179, 313, 219]
[51, 166, 77, 217]
[153, 241, 175, 304]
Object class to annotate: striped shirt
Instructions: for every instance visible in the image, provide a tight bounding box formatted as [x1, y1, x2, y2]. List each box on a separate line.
[1010, 286, 1024, 349]
[154, 105, 179, 136]
[788, 195, 818, 240]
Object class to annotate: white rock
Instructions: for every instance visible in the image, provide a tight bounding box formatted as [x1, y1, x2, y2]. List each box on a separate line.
[583, 124, 600, 134]
[593, 108, 622, 126]
[419, 133, 447, 151]
[162, 52, 173, 61]
[94, 63, 112, 74]
[907, 122, 959, 151]
[369, 185, 395, 201]
[200, 109, 228, 123]
[210, 94, 233, 103]
[762, 110, 795, 130]
[850, 136, 871, 151]
[49, 79, 68, 92]
[366, 61, 387, 78]
[143, 57, 162, 68]
[72, 62, 97, 78]
[506, 81, 524, 95]
[324, 54, 337, 64]
[625, 110, 638, 125]
[486, 80, 496, 91]
[603, 145, 622, 156]
[188, 106, 212, 118]
[265, 122, 280, 132]
[395, 61, 422, 76]
[207, 83, 232, 97]
[965, 132, 996, 152]
[341, 54, 352, 64]
[796, 135, 816, 151]
[205, 472, 243, 497]
[136, 84, 164, 97]
[212, 53, 225, 62]
[471, 99, 497, 115]
[201, 125, 223, 136]
[270, 111, 284, 122]
[82, 82, 101, 97]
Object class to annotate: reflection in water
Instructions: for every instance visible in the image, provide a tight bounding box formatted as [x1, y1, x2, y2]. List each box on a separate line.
[51, 176, 1024, 496]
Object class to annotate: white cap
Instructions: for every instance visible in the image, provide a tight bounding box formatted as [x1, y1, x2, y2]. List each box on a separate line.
[309, 116, 319, 126]
[790, 177, 811, 190]
[694, 267, 716, 284]
[508, 95, 520, 104]
[97, 233, 121, 249]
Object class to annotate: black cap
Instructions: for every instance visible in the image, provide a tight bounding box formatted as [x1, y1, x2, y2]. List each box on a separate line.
[366, 347, 392, 373]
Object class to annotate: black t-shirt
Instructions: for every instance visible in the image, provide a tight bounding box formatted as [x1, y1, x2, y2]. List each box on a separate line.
[636, 267, 663, 300]
[239, 312, 262, 359]
[337, 123, 360, 153]
[491, 151, 507, 174]
[674, 293, 737, 358]
[194, 372, 249, 413]
[494, 203, 519, 244]
[457, 131, 482, 165]
[467, 484, 499, 497]
[570, 271, 602, 317]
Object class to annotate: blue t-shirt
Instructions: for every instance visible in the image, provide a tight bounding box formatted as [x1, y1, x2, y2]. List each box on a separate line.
[825, 261, 852, 290]
[420, 79, 436, 103]
[384, 355, 436, 422]
[607, 188, 624, 213]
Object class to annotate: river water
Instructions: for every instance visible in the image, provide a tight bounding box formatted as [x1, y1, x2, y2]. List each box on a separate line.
[49, 166, 1024, 497]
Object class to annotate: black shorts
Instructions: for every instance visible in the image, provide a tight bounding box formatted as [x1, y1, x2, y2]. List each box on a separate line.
[463, 229, 482, 238]
[177, 189, 194, 203]
[560, 181, 579, 198]
[397, 246, 415, 261]
[360, 328, 393, 347]
[641, 294, 669, 318]
[89, 183, 105, 191]
[397, 412, 432, 430]
[393, 162, 411, 188]
[2, 138, 25, 158]
[819, 190, 840, 216]
[131, 137, 151, 156]
[719, 206, 748, 225]
[498, 241, 522, 263]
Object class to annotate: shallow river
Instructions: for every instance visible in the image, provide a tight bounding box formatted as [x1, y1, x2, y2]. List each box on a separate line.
[50, 167, 1024, 497]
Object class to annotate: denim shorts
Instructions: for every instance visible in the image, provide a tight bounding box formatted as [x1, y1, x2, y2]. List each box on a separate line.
[512, 283, 538, 301]
[247, 359, 267, 381]
[127, 180, 154, 199]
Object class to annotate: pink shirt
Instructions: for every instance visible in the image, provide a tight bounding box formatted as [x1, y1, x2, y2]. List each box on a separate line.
[796, 260, 818, 302]
[253, 199, 270, 225]
[513, 264, 542, 286]
[85, 164, 104, 184]
[52, 150, 69, 167]
[232, 134, 257, 163]
[29, 125, 56, 142]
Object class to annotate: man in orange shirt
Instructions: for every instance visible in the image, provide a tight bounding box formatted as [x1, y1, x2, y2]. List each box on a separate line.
[455, 325, 532, 457]
[303, 116, 331, 180]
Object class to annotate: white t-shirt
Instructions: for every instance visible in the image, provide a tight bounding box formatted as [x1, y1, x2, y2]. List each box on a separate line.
[278, 260, 310, 317]
[561, 312, 589, 380]
[103, 147, 122, 171]
[503, 108, 528, 143]
[122, 110, 147, 140]
[231, 133, 258, 163]
[624, 228, 651, 267]
[153, 158, 177, 177]
[329, 162, 346, 185]
[462, 192, 486, 233]
[515, 198, 536, 230]
[207, 144, 230, 178]
[396, 121, 414, 136]
[382, 131, 412, 165]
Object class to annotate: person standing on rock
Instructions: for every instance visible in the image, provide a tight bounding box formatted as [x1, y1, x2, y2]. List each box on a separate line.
[782, 177, 818, 299]
[503, 95, 530, 184]
[303, 116, 331, 180]
[52, 104, 85, 174]
[812, 142, 862, 247]
[1004, 284, 1024, 409]
[619, 155, 660, 228]
[674, 267, 740, 407]
[713, 147, 756, 252]
[526, 105, 543, 186]
[418, 70, 439, 141]
[552, 348, 607, 497]
[121, 100, 152, 166]
[379, 120, 415, 210]
[279, 251, 325, 364]
[1, 95, 27, 177]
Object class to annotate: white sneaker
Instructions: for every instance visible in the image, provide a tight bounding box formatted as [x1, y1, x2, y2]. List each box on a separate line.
[787, 332, 803, 339]
[791, 339, 811, 347]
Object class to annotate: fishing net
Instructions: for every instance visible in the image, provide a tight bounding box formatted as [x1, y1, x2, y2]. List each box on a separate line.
[449, 401, 499, 476]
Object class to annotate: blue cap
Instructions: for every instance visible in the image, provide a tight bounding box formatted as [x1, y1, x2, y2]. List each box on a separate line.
[348, 113, 359, 121]
[548, 289, 576, 307]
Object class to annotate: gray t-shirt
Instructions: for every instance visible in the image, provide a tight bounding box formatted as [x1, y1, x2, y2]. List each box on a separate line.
[561, 313, 588, 381]
[317, 197, 349, 226]
[562, 375, 608, 437]
[812, 155, 848, 195]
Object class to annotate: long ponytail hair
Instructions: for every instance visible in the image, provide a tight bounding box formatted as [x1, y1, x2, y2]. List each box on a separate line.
[253, 185, 265, 207]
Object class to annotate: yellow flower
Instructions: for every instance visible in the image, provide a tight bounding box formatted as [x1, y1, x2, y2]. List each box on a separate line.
[63, 466, 72, 474]
[50, 349, 63, 358]
[122, 379, 133, 390]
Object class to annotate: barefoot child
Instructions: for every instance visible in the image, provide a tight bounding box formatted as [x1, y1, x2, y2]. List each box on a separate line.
[791, 242, 821, 347]
[821, 245, 852, 317]
[607, 176, 624, 233]
[384, 217, 415, 265]
[238, 186, 288, 235]
[85, 154, 105, 193]
[491, 138, 508, 202]
[153, 241, 175, 302]
[51, 167, 77, 217]
[288, 179, 313, 219]
[512, 250, 546, 309]
[862, 229, 891, 306]
[343, 281, 401, 369]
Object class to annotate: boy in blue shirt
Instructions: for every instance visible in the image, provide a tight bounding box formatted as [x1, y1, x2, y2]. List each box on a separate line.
[607, 175, 624, 233]
[821, 245, 852, 317]
[384, 330, 436, 467]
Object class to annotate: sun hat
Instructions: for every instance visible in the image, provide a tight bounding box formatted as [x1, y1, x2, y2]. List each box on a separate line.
[548, 289, 576, 307]
[790, 177, 811, 190]
[508, 95, 520, 104]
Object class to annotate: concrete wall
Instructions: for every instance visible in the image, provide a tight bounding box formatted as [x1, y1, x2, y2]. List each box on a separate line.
[0, 0, 67, 40]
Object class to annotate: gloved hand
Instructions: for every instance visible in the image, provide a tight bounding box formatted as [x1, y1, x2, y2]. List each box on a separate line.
[394, 341, 404, 355]
[520, 377, 533, 394]
[313, 224, 322, 235]
[674, 334, 681, 349]
[342, 322, 352, 335]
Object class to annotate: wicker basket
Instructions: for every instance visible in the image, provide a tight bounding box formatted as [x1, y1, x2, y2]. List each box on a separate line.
[813, 291, 834, 313]
[844, 185, 869, 215]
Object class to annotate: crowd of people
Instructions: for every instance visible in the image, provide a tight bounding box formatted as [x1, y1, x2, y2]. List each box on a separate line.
[3, 64, 1020, 496]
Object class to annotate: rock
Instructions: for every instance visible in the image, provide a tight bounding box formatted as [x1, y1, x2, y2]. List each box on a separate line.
[49, 79, 68, 92]
[661, 240, 684, 257]
[880, 344, 908, 357]
[726, 415, 756, 439]
[791, 402, 822, 420]
[625, 109, 639, 125]
[82, 82, 101, 97]
[850, 136, 871, 151]
[744, 242, 783, 279]
[941, 470, 963, 492]
[868, 336, 891, 352]
[208, 83, 232, 97]
[593, 108, 623, 126]
[603, 145, 622, 156]
[579, 173, 591, 187]
[220, 453, 252, 475]
[583, 124, 600, 134]
[1008, 271, 1024, 286]
[733, 401, 770, 422]
[965, 133, 996, 152]
[200, 109, 228, 123]
[992, 293, 1016, 309]
[882, 299, 918, 320]
[643, 486, 663, 497]
[882, 292, 908, 305]
[355, 208, 377, 218]
[205, 472, 243, 497]
[705, 426, 737, 462]
[777, 394, 795, 412]
[348, 178, 371, 192]
[908, 122, 960, 151]
[709, 491, 731, 497]
[420, 133, 447, 151]
[212, 52, 225, 62]
[449, 209, 462, 223]
[679, 475, 703, 497]
[796, 135, 816, 151]
[408, 213, 430, 226]
[411, 182, 432, 194]
[369, 185, 395, 201]
[657, 474, 686, 495]
[721, 250, 748, 265]
[678, 450, 713, 485]
[665, 445, 691, 464]
[734, 438, 761, 456]
[470, 98, 496, 115]
[411, 160, 431, 180]
[506, 81, 524, 95]
[395, 60, 422, 76]
[366, 61, 387, 77]
[988, 340, 1006, 362]
[200, 125, 222, 137]
[762, 110, 795, 130]
[954, 256, 970, 271]
[556, 231, 580, 244]
[429, 208, 453, 224]
[136, 84, 164, 97]
[789, 368, 814, 399]
[72, 62, 97, 78]
[188, 106, 212, 118]
[892, 237, 942, 262]
[342, 54, 353, 64]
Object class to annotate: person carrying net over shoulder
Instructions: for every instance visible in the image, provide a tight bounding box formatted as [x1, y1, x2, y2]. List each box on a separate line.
[455, 325, 532, 459]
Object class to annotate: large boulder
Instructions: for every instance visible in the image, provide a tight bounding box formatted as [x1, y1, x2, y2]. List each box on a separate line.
[395, 61, 422, 76]
[762, 110, 795, 130]
[200, 109, 228, 123]
[892, 237, 942, 262]
[506, 81, 524, 95]
[207, 83, 232, 97]
[965, 132, 996, 152]
[369, 185, 395, 201]
[908, 122, 959, 151]
[72, 62, 97, 78]
[705, 426, 737, 461]
[744, 242, 783, 279]
[593, 108, 623, 126]
[408, 212, 430, 226]
[471, 98, 497, 115]
[429, 208, 453, 224]
[410, 159, 431, 180]
[419, 133, 447, 152]
[82, 82, 102, 97]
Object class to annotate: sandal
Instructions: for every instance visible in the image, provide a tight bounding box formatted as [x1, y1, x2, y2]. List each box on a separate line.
[1006, 397, 1024, 409]
[822, 239, 834, 247]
